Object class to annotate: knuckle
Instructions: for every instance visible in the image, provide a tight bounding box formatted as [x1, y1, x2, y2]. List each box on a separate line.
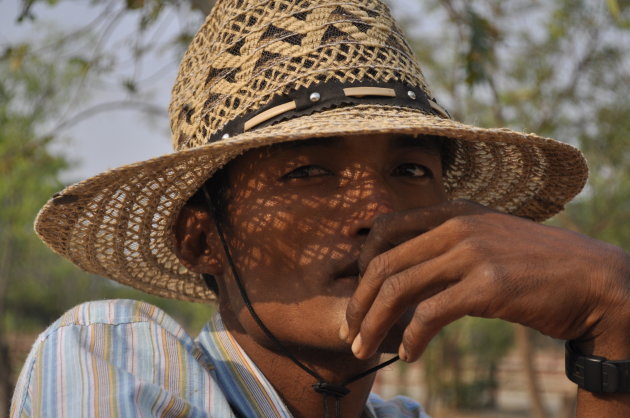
[457, 237, 489, 257]
[364, 253, 392, 281]
[413, 302, 438, 330]
[477, 262, 507, 285]
[443, 215, 477, 235]
[478, 263, 520, 297]
[379, 276, 406, 307]
[474, 263, 518, 304]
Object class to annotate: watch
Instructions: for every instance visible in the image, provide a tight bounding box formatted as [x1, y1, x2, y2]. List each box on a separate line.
[565, 340, 630, 393]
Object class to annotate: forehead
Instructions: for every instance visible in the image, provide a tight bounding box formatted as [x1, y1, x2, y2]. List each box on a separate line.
[260, 134, 444, 158]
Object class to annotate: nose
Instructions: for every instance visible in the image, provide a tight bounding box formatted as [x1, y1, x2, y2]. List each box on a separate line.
[340, 174, 395, 237]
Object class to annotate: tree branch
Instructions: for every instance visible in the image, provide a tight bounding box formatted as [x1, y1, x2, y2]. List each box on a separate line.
[50, 100, 166, 134]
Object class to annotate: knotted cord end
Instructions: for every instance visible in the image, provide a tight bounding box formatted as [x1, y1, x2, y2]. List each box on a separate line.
[312, 382, 351, 398]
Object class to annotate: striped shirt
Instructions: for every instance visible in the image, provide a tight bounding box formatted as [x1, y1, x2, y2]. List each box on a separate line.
[11, 299, 427, 417]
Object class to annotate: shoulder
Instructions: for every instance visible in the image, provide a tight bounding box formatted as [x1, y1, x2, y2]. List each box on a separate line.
[23, 299, 200, 365]
[367, 393, 430, 418]
[48, 298, 187, 334]
[11, 299, 219, 418]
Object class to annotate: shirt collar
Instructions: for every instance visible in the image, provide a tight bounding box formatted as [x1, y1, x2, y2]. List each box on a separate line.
[196, 313, 392, 418]
[196, 313, 292, 418]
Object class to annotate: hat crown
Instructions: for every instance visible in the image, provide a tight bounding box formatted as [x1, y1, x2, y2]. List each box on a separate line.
[169, 0, 432, 151]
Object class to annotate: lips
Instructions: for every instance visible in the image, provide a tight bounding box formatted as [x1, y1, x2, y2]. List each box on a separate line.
[335, 260, 360, 280]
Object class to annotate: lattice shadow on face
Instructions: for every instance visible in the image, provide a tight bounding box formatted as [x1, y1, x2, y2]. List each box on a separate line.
[188, 136, 449, 305]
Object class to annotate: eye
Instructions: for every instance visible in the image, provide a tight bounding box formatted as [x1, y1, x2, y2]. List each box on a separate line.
[282, 165, 331, 180]
[392, 163, 432, 178]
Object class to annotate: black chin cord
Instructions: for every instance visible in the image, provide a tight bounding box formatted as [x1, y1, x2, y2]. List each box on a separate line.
[202, 188, 399, 418]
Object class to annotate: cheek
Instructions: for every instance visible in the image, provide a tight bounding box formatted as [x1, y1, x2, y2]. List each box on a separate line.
[226, 193, 349, 268]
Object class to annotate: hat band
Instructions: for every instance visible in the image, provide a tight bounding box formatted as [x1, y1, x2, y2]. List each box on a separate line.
[208, 80, 450, 143]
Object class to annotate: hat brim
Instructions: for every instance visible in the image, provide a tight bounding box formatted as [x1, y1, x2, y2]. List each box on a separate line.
[35, 105, 587, 302]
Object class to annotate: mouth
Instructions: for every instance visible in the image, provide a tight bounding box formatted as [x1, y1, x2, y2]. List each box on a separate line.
[335, 260, 360, 280]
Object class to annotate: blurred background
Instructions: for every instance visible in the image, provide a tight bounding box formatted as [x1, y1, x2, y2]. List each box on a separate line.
[1, 0, 629, 417]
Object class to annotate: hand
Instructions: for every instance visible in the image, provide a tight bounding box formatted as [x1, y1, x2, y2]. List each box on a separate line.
[342, 200, 630, 362]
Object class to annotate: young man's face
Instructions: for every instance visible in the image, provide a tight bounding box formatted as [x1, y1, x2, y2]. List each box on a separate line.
[210, 134, 448, 354]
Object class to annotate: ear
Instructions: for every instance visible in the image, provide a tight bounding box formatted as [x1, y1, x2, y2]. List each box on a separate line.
[173, 205, 224, 276]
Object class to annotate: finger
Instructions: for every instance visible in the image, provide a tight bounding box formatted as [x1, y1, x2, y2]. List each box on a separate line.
[350, 251, 465, 359]
[344, 231, 452, 343]
[358, 200, 489, 274]
[399, 280, 488, 362]
[346, 203, 491, 343]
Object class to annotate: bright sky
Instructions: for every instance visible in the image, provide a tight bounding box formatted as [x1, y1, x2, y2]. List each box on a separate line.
[1, 0, 179, 182]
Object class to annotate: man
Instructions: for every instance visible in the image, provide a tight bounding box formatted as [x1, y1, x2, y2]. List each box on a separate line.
[11, 0, 630, 417]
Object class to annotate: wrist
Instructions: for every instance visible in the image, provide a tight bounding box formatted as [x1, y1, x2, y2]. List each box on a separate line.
[566, 340, 630, 393]
[574, 333, 630, 361]
[578, 248, 630, 358]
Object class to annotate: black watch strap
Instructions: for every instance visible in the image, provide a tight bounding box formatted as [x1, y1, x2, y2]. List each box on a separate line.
[565, 340, 630, 393]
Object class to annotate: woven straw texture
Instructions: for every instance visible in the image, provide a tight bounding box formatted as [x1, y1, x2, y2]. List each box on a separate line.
[35, 0, 588, 302]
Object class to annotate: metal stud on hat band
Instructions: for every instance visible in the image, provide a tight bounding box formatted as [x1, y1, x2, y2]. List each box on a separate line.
[209, 80, 449, 142]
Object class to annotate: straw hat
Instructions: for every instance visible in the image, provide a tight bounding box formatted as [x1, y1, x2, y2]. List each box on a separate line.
[35, 0, 588, 302]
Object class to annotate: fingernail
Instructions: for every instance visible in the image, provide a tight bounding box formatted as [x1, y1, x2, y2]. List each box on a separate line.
[398, 344, 408, 362]
[351, 334, 363, 357]
[339, 321, 349, 341]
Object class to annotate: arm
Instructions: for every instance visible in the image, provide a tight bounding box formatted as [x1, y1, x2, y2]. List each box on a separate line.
[341, 200, 630, 417]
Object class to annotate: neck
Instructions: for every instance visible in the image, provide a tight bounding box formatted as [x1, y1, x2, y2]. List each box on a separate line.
[222, 313, 381, 418]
